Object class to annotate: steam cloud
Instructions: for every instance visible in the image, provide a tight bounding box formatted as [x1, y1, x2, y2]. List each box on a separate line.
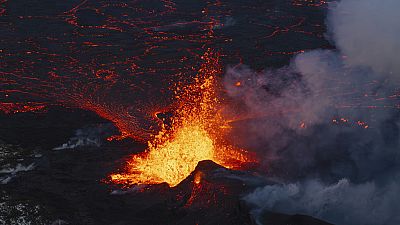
[53, 124, 116, 150]
[245, 178, 400, 225]
[328, 0, 400, 76]
[225, 0, 400, 224]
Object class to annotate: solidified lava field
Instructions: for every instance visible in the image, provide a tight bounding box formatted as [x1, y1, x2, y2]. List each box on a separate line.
[1, 0, 382, 224]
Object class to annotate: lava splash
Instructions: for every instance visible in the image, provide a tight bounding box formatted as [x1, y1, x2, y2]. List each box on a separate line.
[110, 49, 256, 187]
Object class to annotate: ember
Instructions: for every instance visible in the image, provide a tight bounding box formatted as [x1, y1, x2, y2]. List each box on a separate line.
[110, 49, 256, 187]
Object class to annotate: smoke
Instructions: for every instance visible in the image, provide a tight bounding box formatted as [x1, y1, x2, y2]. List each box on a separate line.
[0, 163, 36, 184]
[328, 0, 400, 76]
[226, 0, 400, 224]
[244, 178, 400, 225]
[53, 124, 117, 150]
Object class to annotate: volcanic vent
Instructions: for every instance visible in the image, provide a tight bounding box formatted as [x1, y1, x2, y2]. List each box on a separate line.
[110, 49, 256, 187]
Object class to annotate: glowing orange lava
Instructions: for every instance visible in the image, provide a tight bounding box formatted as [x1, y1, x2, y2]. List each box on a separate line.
[110, 49, 256, 187]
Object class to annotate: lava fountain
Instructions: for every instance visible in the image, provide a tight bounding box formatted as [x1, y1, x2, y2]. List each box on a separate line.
[110, 49, 256, 187]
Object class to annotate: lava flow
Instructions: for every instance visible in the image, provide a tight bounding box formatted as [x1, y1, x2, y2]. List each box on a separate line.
[110, 49, 256, 187]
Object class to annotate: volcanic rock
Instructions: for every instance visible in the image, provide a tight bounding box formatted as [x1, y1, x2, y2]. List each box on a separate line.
[171, 160, 333, 225]
[259, 211, 333, 225]
[1, 143, 333, 225]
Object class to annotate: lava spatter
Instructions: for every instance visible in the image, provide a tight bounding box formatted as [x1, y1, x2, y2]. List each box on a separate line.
[110, 49, 256, 187]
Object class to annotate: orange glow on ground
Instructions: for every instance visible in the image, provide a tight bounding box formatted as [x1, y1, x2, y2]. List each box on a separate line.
[0, 102, 47, 114]
[194, 171, 203, 185]
[110, 49, 256, 187]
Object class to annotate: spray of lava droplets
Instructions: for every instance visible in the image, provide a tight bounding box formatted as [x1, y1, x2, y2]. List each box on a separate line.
[110, 49, 256, 187]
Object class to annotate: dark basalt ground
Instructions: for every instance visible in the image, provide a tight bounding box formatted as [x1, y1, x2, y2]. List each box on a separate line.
[0, 134, 332, 225]
[0, 110, 332, 224]
[1, 0, 334, 224]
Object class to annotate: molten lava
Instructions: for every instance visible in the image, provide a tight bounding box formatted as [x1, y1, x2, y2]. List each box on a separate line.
[110, 49, 256, 187]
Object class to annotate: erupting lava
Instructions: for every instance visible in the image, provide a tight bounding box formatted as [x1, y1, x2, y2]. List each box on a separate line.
[110, 49, 256, 187]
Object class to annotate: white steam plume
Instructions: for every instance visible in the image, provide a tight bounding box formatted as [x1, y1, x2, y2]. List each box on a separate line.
[328, 0, 400, 76]
[228, 0, 400, 224]
[245, 177, 400, 225]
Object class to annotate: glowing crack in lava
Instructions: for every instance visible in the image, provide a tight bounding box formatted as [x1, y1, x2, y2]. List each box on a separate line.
[110, 50, 256, 187]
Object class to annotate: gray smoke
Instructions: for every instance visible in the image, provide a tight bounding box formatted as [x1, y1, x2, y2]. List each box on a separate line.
[328, 0, 400, 76]
[53, 123, 116, 150]
[226, 0, 400, 224]
[245, 177, 400, 225]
